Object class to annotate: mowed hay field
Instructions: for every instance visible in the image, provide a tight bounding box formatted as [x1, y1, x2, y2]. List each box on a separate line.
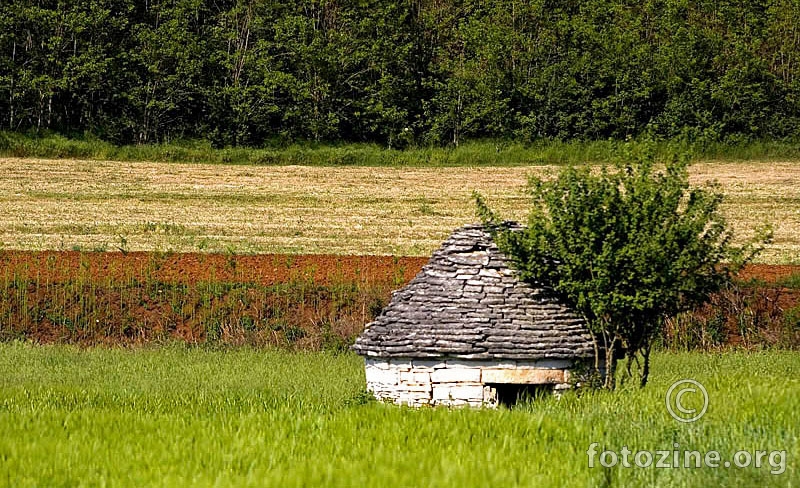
[1, 158, 799, 262]
[0, 343, 797, 487]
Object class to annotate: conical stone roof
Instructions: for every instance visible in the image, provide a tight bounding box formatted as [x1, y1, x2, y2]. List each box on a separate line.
[353, 224, 595, 360]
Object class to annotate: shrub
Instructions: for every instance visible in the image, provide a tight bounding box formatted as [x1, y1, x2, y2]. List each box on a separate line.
[475, 145, 770, 388]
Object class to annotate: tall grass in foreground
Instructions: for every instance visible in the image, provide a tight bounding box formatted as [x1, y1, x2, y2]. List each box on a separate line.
[2, 132, 800, 166]
[0, 344, 797, 487]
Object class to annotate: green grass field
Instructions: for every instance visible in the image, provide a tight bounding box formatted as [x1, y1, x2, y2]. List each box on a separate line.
[0, 343, 796, 487]
[3, 132, 800, 167]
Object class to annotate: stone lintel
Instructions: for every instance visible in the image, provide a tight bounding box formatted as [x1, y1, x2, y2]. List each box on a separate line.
[481, 368, 565, 384]
[515, 359, 572, 370]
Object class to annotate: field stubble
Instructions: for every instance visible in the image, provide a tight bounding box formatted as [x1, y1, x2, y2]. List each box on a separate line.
[0, 158, 798, 262]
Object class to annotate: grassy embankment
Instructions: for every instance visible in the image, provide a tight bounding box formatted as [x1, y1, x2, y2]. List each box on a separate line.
[2, 132, 800, 166]
[0, 343, 797, 487]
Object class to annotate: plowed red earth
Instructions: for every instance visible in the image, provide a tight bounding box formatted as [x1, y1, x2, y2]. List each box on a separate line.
[0, 251, 797, 347]
[0, 251, 796, 286]
[0, 251, 429, 287]
[2, 252, 797, 317]
[735, 264, 800, 284]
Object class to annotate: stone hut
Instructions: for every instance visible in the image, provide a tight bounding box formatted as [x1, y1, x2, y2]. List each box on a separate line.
[353, 224, 596, 407]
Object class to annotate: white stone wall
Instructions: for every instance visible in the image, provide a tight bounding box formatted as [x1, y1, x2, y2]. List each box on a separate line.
[364, 357, 575, 407]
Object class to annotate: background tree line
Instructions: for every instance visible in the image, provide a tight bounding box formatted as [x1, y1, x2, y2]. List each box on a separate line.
[1, 0, 798, 147]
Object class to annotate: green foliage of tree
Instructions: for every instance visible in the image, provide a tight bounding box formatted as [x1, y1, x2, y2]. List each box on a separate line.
[0, 0, 798, 145]
[475, 146, 771, 388]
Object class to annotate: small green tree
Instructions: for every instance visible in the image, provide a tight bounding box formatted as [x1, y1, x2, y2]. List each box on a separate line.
[475, 148, 770, 389]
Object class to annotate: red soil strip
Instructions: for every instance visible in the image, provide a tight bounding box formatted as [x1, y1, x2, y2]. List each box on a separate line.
[0, 251, 429, 287]
[736, 264, 800, 283]
[1, 251, 797, 347]
[0, 251, 796, 287]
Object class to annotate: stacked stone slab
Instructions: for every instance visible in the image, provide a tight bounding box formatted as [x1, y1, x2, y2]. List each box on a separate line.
[353, 223, 595, 407]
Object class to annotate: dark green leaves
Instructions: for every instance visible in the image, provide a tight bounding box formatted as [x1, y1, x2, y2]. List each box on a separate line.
[476, 146, 770, 387]
[1, 0, 799, 144]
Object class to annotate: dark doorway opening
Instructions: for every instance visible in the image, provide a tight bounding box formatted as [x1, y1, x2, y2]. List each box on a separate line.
[491, 384, 554, 408]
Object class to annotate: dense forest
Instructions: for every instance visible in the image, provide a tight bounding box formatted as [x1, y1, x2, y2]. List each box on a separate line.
[1, 0, 799, 147]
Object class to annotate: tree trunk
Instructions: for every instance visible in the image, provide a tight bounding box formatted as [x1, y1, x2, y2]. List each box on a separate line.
[639, 342, 652, 388]
[602, 331, 616, 390]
